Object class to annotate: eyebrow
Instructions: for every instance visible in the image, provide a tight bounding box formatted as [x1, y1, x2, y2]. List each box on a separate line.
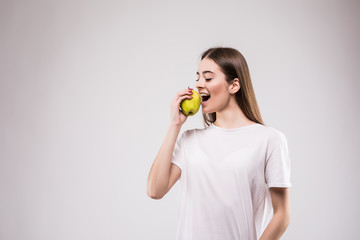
[196, 71, 215, 75]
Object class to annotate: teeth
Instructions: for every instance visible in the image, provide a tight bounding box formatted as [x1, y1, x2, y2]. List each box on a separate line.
[200, 93, 210, 97]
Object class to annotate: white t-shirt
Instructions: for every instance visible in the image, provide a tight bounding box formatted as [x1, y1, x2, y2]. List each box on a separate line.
[171, 122, 292, 240]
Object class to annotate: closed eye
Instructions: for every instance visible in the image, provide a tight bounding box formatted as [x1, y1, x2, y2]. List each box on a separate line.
[195, 78, 212, 82]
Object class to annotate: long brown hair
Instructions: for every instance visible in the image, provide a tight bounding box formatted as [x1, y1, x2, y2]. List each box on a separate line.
[199, 47, 265, 127]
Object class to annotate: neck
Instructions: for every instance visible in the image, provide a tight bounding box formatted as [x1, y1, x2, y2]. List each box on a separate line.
[214, 97, 255, 129]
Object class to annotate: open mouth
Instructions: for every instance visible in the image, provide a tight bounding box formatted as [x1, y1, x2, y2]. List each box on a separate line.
[201, 95, 211, 103]
[202, 95, 210, 102]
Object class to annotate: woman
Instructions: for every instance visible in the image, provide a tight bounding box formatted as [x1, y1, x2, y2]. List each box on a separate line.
[147, 47, 292, 240]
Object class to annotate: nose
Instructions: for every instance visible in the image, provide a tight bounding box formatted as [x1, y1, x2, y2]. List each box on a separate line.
[195, 77, 205, 90]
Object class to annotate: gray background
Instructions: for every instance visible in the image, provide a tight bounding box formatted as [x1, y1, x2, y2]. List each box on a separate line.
[1, 0, 359, 239]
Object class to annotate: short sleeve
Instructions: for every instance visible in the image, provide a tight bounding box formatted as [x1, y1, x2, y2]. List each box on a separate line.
[265, 131, 292, 188]
[171, 130, 187, 171]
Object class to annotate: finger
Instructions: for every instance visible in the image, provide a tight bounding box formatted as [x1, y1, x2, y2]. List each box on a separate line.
[172, 89, 194, 104]
[175, 95, 192, 107]
[171, 94, 190, 109]
[175, 95, 193, 107]
[176, 88, 194, 97]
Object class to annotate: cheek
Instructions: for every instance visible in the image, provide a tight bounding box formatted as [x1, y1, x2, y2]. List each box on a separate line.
[210, 83, 227, 98]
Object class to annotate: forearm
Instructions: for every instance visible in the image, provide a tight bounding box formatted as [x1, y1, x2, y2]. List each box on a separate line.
[259, 212, 290, 240]
[147, 124, 181, 198]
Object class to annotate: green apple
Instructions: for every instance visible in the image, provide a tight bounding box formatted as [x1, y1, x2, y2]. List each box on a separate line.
[180, 90, 201, 116]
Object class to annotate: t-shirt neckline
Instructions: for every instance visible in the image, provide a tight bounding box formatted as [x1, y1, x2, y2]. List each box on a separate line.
[210, 122, 261, 132]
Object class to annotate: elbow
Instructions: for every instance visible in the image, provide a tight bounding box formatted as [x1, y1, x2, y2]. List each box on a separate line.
[149, 194, 163, 200]
[286, 208, 291, 225]
[147, 191, 163, 200]
[282, 212, 291, 228]
[274, 210, 291, 228]
[285, 214, 291, 227]
[147, 185, 164, 200]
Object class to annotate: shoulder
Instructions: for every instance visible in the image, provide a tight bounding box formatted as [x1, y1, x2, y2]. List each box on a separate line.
[181, 125, 209, 139]
[261, 125, 288, 147]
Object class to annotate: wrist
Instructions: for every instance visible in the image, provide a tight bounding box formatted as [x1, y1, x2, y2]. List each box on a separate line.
[169, 123, 182, 130]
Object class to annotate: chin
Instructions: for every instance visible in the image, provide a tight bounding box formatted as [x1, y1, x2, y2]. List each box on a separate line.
[201, 108, 209, 114]
[202, 110, 213, 115]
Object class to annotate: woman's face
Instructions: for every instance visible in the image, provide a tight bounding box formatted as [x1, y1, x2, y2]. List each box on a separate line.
[195, 58, 232, 113]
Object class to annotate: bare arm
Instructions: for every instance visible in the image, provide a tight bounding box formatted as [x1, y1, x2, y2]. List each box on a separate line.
[259, 187, 291, 240]
[147, 88, 193, 199]
[147, 124, 181, 199]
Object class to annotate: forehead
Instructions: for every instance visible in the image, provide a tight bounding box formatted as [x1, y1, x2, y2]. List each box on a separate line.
[196, 58, 220, 74]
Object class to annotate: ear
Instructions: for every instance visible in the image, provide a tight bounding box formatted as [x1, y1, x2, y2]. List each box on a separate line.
[229, 78, 240, 94]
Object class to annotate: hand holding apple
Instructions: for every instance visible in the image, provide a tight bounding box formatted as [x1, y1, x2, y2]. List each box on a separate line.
[169, 88, 197, 126]
[180, 88, 201, 116]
